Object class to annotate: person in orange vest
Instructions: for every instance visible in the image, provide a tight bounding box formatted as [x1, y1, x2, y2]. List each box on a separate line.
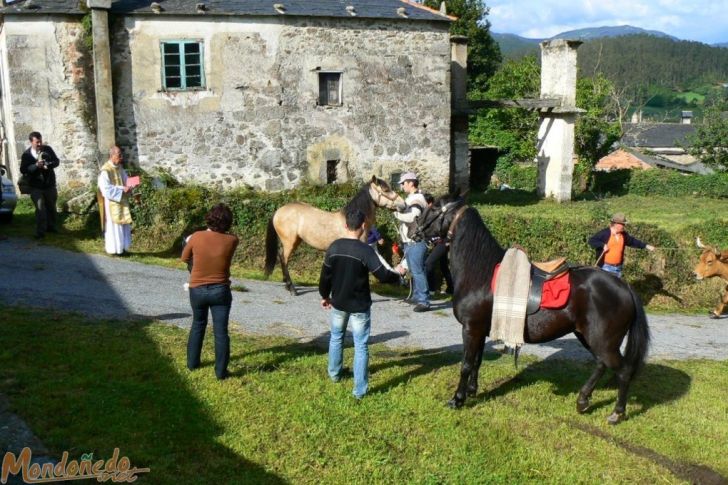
[588, 213, 655, 278]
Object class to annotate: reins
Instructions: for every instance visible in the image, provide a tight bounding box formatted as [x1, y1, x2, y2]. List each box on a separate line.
[446, 205, 468, 240]
[594, 245, 698, 266]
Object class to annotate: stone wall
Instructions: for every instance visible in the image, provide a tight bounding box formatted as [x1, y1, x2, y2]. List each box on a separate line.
[110, 16, 451, 191]
[0, 16, 98, 187]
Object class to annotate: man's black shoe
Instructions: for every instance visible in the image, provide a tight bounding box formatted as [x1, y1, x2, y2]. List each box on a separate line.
[413, 304, 431, 312]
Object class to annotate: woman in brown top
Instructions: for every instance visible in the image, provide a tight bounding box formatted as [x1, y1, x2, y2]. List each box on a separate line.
[181, 204, 239, 380]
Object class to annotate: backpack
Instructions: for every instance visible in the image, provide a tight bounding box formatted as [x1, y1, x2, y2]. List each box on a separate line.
[17, 173, 32, 195]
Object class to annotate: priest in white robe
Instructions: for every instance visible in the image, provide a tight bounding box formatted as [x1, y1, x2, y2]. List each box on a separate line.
[97, 146, 132, 255]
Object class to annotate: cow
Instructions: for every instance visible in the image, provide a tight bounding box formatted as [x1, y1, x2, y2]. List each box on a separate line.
[694, 237, 728, 319]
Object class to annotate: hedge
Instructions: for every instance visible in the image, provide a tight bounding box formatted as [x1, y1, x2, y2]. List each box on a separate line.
[492, 161, 728, 199]
[593, 169, 728, 198]
[127, 177, 403, 268]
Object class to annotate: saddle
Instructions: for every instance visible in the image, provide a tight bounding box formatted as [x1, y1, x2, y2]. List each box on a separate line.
[527, 257, 570, 315]
[490, 256, 572, 315]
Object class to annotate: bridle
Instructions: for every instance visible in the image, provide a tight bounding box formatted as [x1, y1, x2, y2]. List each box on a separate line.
[446, 205, 468, 240]
[417, 201, 467, 242]
[369, 182, 402, 206]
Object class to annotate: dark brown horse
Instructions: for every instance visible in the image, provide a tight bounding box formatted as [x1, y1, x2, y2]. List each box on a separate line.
[417, 194, 651, 424]
[264, 176, 404, 295]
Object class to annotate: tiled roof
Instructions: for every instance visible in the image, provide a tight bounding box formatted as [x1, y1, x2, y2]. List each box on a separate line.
[0, 0, 452, 21]
[595, 149, 653, 171]
[596, 147, 713, 174]
[622, 122, 696, 148]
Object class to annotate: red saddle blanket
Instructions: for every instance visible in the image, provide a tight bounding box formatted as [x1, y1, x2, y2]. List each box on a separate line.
[491, 264, 571, 310]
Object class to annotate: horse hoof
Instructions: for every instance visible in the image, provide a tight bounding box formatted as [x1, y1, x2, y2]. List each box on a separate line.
[576, 399, 591, 414]
[709, 312, 720, 319]
[606, 412, 627, 425]
[447, 398, 464, 409]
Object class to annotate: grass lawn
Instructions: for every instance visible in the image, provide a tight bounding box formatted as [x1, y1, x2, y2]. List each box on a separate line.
[471, 192, 727, 235]
[1, 307, 726, 484]
[675, 91, 705, 104]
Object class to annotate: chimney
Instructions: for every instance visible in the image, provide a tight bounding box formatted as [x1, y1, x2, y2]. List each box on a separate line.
[681, 110, 693, 125]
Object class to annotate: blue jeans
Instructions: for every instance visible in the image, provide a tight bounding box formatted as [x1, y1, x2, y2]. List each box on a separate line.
[404, 241, 429, 305]
[601, 263, 623, 278]
[188, 284, 232, 379]
[328, 308, 371, 399]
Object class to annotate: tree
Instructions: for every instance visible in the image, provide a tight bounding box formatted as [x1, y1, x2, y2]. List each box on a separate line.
[575, 75, 622, 171]
[687, 95, 728, 171]
[469, 56, 540, 168]
[470, 56, 623, 189]
[424, 0, 502, 92]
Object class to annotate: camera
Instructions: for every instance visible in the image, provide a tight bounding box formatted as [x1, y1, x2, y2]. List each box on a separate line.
[37, 150, 49, 167]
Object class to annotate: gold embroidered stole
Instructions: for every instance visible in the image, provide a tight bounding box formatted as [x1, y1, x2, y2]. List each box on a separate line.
[101, 161, 132, 225]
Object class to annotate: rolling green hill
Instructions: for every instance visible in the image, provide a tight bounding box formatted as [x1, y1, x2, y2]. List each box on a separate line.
[552, 25, 676, 41]
[492, 29, 728, 120]
[493, 25, 678, 59]
[491, 32, 540, 57]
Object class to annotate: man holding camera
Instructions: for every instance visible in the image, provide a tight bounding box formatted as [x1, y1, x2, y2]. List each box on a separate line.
[20, 131, 60, 239]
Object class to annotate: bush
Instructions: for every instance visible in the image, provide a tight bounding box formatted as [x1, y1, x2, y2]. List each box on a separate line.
[592, 169, 633, 195]
[593, 169, 728, 198]
[492, 163, 538, 191]
[126, 175, 401, 267]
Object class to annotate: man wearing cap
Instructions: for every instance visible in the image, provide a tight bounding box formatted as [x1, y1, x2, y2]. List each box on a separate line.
[588, 213, 655, 278]
[393, 171, 430, 311]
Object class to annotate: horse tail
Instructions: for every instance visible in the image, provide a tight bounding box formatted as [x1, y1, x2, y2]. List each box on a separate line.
[264, 217, 279, 278]
[624, 286, 651, 379]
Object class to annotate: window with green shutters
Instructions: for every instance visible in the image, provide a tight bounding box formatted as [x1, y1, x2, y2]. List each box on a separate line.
[161, 41, 205, 90]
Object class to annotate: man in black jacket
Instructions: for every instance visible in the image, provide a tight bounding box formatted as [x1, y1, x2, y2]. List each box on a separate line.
[19, 132, 60, 239]
[319, 208, 403, 400]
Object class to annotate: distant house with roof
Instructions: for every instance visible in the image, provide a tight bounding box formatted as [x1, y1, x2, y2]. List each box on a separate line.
[599, 121, 713, 174]
[0, 0, 461, 191]
[595, 148, 654, 171]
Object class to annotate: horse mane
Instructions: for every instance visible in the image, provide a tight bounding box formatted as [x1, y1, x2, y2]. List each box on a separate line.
[373, 177, 393, 192]
[449, 207, 505, 289]
[343, 183, 376, 216]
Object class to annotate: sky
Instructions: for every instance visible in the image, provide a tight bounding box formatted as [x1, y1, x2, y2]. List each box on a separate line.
[486, 0, 728, 45]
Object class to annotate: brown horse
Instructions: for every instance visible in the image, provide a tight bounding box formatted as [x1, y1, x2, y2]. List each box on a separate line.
[417, 194, 651, 424]
[264, 176, 404, 295]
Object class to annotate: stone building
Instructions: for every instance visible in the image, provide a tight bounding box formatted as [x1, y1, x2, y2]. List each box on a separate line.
[0, 0, 461, 191]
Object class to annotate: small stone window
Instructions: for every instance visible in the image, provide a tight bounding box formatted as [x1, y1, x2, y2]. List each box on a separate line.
[326, 160, 339, 184]
[318, 72, 342, 106]
[161, 40, 205, 90]
[390, 172, 402, 188]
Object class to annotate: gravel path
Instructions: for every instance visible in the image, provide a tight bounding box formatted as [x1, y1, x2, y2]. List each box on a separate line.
[1, 237, 726, 361]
